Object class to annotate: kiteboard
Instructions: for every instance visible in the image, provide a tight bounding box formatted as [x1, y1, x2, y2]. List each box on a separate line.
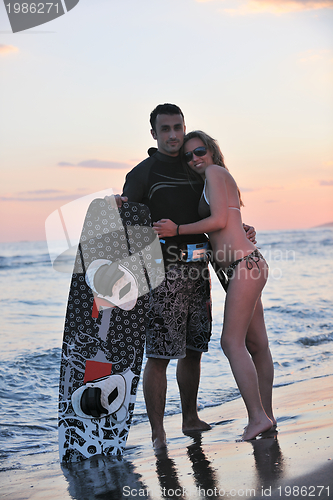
[58, 198, 163, 463]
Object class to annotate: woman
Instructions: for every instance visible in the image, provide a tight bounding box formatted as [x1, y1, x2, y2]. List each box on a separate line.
[153, 131, 276, 440]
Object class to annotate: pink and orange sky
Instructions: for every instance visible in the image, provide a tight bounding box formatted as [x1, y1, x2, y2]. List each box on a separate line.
[1, 0, 332, 242]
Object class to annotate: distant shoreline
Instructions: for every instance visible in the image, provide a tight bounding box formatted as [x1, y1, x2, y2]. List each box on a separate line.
[312, 221, 333, 228]
[0, 223, 332, 244]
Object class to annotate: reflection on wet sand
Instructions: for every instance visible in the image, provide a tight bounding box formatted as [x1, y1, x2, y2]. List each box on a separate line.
[62, 454, 147, 500]
[250, 435, 284, 490]
[154, 448, 183, 498]
[61, 429, 285, 500]
[153, 435, 220, 499]
[186, 434, 219, 492]
[153, 433, 285, 499]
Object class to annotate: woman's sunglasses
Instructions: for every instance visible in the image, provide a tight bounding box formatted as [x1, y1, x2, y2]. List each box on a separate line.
[184, 146, 207, 163]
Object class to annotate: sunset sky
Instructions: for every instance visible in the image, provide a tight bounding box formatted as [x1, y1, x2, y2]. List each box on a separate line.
[1, 0, 332, 242]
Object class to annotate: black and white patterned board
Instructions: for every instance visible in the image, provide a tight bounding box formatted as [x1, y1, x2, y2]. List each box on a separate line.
[58, 199, 163, 463]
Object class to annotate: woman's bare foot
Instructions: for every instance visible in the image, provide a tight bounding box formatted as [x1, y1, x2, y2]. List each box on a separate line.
[265, 414, 277, 427]
[260, 422, 278, 437]
[241, 416, 273, 441]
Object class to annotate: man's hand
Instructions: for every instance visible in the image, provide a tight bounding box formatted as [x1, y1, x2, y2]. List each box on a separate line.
[243, 224, 257, 244]
[104, 194, 128, 208]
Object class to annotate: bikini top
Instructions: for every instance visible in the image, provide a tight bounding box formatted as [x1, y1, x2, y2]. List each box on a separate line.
[197, 180, 240, 219]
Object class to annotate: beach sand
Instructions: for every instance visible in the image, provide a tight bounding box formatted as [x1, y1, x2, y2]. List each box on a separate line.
[1, 375, 332, 500]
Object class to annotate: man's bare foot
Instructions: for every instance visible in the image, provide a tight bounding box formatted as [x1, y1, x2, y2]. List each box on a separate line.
[152, 429, 167, 450]
[153, 436, 167, 450]
[241, 416, 273, 441]
[182, 418, 211, 434]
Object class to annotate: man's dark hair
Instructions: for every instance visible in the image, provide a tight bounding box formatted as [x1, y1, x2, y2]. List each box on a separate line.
[150, 103, 184, 132]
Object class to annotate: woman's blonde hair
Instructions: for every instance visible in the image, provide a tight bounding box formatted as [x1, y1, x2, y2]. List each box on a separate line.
[183, 130, 244, 207]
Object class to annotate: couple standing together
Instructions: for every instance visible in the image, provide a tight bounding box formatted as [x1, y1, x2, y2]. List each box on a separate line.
[115, 103, 276, 448]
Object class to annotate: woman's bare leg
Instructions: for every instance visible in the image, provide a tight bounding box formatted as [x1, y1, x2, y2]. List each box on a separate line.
[246, 298, 276, 425]
[221, 259, 272, 440]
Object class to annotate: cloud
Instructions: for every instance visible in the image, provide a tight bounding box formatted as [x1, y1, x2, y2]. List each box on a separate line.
[0, 189, 90, 202]
[213, 0, 333, 15]
[58, 159, 133, 169]
[0, 44, 19, 55]
[298, 49, 333, 64]
[0, 194, 79, 202]
[239, 187, 257, 192]
[320, 180, 333, 186]
[18, 189, 64, 195]
[240, 185, 284, 192]
[0, 187, 123, 203]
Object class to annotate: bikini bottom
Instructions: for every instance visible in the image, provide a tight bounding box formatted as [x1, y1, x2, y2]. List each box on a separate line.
[226, 249, 266, 280]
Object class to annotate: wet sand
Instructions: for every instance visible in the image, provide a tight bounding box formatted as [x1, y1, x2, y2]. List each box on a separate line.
[1, 375, 332, 500]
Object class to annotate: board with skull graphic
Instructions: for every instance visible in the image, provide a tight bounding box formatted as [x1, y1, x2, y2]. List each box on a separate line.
[58, 199, 163, 463]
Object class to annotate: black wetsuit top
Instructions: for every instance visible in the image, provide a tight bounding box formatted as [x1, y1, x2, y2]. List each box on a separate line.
[122, 150, 207, 245]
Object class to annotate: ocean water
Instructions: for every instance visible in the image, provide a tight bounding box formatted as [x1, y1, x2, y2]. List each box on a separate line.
[0, 227, 332, 475]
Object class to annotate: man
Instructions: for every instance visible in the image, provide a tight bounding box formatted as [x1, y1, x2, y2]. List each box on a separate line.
[117, 103, 255, 449]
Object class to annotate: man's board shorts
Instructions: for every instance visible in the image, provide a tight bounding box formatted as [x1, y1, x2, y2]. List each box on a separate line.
[146, 262, 212, 359]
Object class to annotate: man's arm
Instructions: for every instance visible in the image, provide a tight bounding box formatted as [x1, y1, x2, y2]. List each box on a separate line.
[243, 223, 257, 244]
